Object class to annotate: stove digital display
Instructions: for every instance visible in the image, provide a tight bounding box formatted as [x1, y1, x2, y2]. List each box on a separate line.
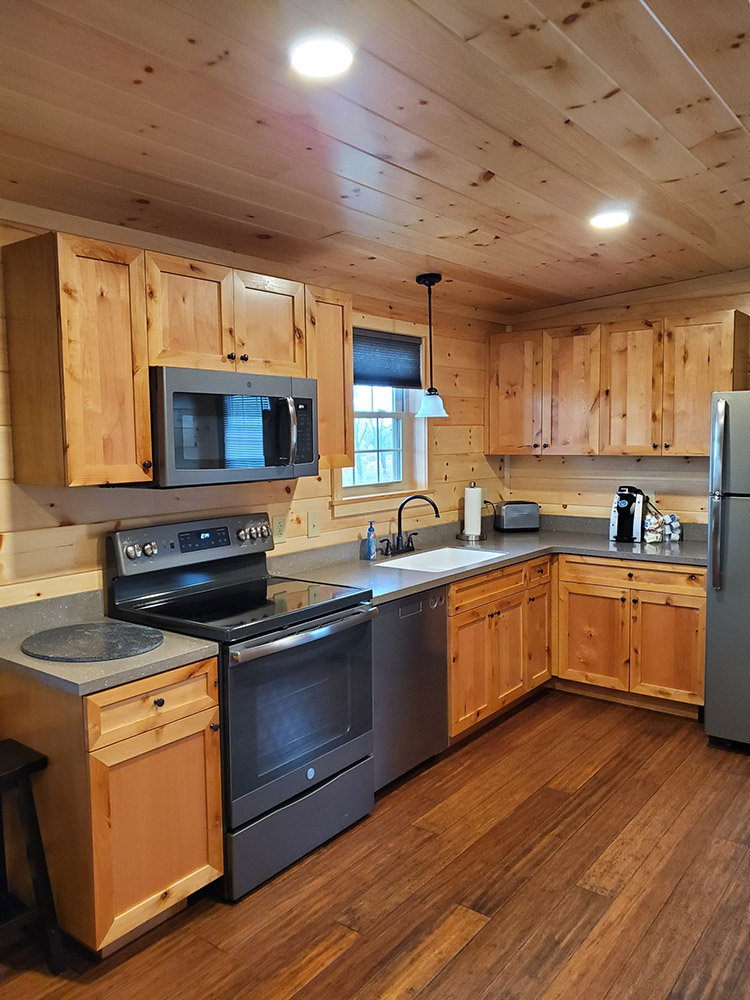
[178, 526, 231, 553]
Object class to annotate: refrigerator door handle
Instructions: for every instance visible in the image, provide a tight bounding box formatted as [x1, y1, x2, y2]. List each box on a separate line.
[710, 397, 727, 496]
[709, 494, 723, 591]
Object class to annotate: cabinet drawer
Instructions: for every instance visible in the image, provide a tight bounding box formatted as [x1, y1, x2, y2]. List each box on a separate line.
[525, 557, 550, 587]
[86, 658, 218, 750]
[558, 556, 705, 595]
[448, 563, 526, 615]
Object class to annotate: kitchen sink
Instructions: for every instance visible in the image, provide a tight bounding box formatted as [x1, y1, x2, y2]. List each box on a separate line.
[375, 547, 508, 573]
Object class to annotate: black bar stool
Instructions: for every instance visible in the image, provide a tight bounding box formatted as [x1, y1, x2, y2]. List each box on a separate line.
[0, 739, 66, 974]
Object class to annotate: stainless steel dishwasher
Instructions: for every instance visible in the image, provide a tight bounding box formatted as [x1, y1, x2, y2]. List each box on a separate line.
[372, 586, 449, 791]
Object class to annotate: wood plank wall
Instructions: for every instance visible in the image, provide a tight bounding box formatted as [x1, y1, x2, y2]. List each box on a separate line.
[0, 209, 504, 606]
[501, 285, 750, 525]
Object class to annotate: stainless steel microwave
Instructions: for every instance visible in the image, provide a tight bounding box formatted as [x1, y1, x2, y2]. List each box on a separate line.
[150, 367, 318, 488]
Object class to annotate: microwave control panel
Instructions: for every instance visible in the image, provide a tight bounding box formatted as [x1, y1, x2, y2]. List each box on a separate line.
[108, 513, 274, 575]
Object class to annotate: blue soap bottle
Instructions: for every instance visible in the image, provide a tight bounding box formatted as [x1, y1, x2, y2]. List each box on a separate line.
[366, 520, 377, 560]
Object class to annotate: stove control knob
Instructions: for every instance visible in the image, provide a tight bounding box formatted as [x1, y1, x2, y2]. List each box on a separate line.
[237, 528, 249, 542]
[260, 524, 270, 538]
[124, 544, 137, 560]
[249, 526, 259, 539]
[143, 541, 158, 557]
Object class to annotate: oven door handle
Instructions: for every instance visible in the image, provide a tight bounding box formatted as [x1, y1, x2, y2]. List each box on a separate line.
[229, 606, 378, 664]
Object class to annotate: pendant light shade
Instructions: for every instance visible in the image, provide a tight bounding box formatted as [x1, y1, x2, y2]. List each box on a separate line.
[415, 272, 449, 419]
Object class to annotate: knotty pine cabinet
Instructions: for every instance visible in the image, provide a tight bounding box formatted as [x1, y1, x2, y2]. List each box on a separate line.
[305, 285, 355, 469]
[0, 658, 222, 952]
[557, 556, 706, 705]
[448, 557, 551, 737]
[3, 232, 153, 485]
[146, 253, 307, 376]
[487, 324, 601, 455]
[600, 311, 749, 456]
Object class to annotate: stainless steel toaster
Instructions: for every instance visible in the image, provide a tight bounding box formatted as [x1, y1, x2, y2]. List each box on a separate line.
[493, 501, 540, 532]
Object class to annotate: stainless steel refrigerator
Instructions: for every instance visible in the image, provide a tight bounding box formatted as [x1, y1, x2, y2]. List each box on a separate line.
[705, 391, 750, 744]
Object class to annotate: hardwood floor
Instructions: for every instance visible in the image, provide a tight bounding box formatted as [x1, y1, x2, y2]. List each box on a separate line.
[4, 690, 750, 999]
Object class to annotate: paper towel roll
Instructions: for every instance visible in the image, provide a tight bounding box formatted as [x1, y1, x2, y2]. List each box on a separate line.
[464, 484, 483, 536]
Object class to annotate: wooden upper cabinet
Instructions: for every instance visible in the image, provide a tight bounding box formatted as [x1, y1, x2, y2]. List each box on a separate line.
[487, 330, 542, 454]
[542, 325, 601, 454]
[305, 285, 354, 468]
[4, 232, 153, 486]
[146, 252, 234, 370]
[234, 271, 306, 376]
[600, 320, 663, 455]
[662, 311, 749, 456]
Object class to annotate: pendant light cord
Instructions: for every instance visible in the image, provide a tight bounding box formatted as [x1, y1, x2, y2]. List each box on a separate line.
[427, 282, 434, 389]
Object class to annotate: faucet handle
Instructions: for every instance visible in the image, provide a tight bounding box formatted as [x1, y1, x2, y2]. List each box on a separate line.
[405, 531, 419, 551]
[379, 538, 392, 557]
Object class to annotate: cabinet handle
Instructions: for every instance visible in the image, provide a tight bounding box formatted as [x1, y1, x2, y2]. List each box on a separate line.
[142, 460, 153, 472]
[488, 612, 495, 619]
[227, 352, 236, 361]
[688, 574, 696, 581]
[652, 443, 658, 449]
[542, 443, 549, 450]
[154, 697, 165, 708]
[627, 572, 633, 579]
[664, 443, 670, 450]
[533, 443, 539, 449]
[632, 598, 639, 606]
[239, 354, 249, 362]
[620, 596, 626, 603]
[537, 567, 544, 574]
[529, 596, 535, 603]
[210, 723, 220, 732]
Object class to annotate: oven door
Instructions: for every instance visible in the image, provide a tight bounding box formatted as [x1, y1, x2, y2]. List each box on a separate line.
[224, 606, 376, 829]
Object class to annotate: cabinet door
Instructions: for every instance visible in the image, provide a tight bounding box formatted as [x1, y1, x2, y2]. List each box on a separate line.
[146, 252, 234, 369]
[448, 607, 493, 737]
[630, 591, 706, 705]
[662, 312, 737, 455]
[558, 581, 630, 691]
[600, 320, 663, 455]
[88, 707, 222, 949]
[542, 325, 601, 454]
[490, 591, 526, 709]
[525, 583, 551, 690]
[305, 285, 354, 468]
[56, 234, 153, 485]
[486, 330, 542, 454]
[234, 271, 306, 376]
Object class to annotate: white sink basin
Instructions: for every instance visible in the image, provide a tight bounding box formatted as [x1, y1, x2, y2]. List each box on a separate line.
[375, 546, 508, 573]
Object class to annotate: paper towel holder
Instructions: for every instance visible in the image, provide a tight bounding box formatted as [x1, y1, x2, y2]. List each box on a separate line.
[456, 481, 488, 542]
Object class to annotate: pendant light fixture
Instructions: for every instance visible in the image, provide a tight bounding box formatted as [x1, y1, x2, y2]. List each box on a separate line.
[415, 272, 449, 418]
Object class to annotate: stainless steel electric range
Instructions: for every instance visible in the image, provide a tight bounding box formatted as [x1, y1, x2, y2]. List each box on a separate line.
[106, 513, 376, 900]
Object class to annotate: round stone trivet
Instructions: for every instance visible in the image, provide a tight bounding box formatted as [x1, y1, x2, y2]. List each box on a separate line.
[21, 622, 164, 662]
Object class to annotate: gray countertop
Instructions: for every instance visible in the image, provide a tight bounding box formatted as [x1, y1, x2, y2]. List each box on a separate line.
[272, 529, 707, 604]
[0, 525, 705, 695]
[0, 590, 218, 696]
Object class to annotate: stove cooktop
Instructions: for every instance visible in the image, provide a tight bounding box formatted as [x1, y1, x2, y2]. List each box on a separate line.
[116, 575, 369, 643]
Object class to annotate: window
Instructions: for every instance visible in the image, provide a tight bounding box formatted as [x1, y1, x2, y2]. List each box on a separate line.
[339, 327, 428, 499]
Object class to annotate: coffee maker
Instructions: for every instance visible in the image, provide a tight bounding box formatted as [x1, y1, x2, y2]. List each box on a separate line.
[609, 485, 648, 542]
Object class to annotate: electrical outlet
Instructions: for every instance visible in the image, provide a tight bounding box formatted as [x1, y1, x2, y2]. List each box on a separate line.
[307, 511, 321, 538]
[272, 515, 287, 543]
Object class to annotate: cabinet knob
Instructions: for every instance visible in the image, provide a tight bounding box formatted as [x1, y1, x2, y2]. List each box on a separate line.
[533, 443, 539, 449]
[227, 352, 236, 361]
[627, 571, 633, 579]
[488, 612, 495, 619]
[664, 443, 670, 450]
[142, 460, 153, 472]
[542, 443, 549, 450]
[154, 697, 165, 708]
[652, 443, 658, 450]
[210, 722, 220, 732]
[632, 598, 639, 606]
[688, 574, 696, 581]
[620, 596, 626, 603]
[529, 596, 535, 603]
[239, 354, 249, 362]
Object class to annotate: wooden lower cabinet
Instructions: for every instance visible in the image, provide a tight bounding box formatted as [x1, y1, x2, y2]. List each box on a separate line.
[0, 658, 222, 952]
[557, 560, 706, 705]
[448, 561, 551, 737]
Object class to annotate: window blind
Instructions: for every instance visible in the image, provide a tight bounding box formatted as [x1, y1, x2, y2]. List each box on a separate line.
[352, 328, 423, 388]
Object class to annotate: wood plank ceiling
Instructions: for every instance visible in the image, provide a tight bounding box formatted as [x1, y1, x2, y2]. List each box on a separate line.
[0, 0, 749, 320]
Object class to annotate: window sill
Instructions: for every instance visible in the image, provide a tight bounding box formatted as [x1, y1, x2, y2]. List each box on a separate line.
[330, 488, 434, 519]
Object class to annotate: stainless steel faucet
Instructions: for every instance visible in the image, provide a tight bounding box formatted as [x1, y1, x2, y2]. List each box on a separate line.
[392, 494, 440, 554]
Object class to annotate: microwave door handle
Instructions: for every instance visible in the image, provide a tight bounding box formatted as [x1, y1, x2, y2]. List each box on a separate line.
[287, 397, 298, 465]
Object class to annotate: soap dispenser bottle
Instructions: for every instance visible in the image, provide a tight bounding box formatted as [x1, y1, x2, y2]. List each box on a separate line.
[366, 520, 377, 560]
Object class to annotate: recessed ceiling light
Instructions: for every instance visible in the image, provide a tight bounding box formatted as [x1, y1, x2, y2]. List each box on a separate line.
[289, 33, 354, 79]
[590, 210, 630, 229]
